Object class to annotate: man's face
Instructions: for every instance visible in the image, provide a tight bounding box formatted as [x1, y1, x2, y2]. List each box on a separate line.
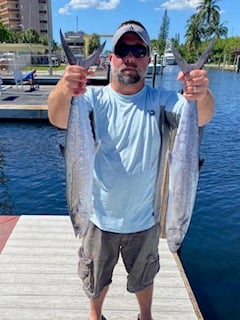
[110, 33, 150, 86]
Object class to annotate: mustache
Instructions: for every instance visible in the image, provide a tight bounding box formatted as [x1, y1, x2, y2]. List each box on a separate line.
[122, 62, 138, 69]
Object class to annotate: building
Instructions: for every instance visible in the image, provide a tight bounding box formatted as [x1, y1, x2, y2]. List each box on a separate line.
[0, 0, 50, 37]
[64, 31, 85, 58]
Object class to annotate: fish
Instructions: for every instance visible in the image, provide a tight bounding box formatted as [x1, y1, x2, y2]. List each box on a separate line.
[60, 29, 105, 237]
[60, 29, 106, 69]
[166, 40, 214, 252]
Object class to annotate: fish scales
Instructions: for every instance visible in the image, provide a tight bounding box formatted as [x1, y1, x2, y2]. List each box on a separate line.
[60, 29, 105, 237]
[65, 96, 95, 237]
[166, 40, 214, 251]
[166, 101, 199, 252]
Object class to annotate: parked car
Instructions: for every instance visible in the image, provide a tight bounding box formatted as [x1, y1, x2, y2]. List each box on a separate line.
[0, 54, 14, 70]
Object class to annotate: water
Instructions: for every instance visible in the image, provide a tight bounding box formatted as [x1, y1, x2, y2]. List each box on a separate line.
[179, 69, 240, 320]
[0, 67, 240, 319]
[0, 121, 67, 214]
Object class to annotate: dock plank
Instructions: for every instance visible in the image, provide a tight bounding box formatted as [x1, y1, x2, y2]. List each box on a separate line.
[0, 215, 202, 319]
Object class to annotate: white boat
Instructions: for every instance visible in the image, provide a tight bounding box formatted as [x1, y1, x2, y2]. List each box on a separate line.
[147, 63, 163, 75]
[147, 51, 165, 75]
[162, 40, 176, 66]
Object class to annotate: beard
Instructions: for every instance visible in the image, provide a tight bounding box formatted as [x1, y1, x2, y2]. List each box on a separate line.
[117, 72, 141, 85]
[111, 63, 146, 85]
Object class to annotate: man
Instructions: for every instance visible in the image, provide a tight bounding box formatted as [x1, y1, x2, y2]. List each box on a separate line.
[22, 68, 37, 91]
[48, 20, 214, 320]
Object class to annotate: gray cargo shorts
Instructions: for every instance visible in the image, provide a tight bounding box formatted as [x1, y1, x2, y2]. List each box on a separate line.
[78, 221, 160, 299]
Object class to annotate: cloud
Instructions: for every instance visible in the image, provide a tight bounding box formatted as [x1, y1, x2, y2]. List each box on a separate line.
[58, 0, 120, 14]
[159, 0, 201, 10]
[58, 4, 71, 14]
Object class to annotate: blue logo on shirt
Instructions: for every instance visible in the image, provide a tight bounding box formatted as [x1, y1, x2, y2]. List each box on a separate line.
[147, 110, 155, 116]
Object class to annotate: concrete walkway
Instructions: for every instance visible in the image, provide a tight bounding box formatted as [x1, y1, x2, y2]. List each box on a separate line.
[0, 84, 51, 119]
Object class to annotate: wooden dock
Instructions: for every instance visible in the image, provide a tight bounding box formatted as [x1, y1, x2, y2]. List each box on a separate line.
[0, 215, 203, 320]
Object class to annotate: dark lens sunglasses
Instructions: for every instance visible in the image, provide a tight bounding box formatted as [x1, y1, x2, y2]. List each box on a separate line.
[114, 44, 149, 58]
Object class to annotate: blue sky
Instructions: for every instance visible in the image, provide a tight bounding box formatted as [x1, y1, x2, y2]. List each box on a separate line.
[51, 0, 240, 50]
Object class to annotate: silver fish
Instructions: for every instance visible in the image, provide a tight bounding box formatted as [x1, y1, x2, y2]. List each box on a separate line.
[60, 30, 105, 237]
[166, 40, 214, 252]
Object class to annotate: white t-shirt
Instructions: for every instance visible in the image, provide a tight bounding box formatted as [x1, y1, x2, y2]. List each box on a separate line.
[82, 84, 187, 233]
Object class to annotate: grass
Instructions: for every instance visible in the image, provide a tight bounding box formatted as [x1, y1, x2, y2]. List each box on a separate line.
[24, 65, 66, 72]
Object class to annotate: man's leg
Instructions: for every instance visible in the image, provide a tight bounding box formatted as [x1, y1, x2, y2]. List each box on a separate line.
[135, 285, 153, 320]
[28, 80, 34, 90]
[89, 285, 109, 320]
[79, 222, 121, 319]
[121, 224, 160, 320]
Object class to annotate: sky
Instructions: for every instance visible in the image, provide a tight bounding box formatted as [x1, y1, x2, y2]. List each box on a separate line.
[51, 0, 240, 51]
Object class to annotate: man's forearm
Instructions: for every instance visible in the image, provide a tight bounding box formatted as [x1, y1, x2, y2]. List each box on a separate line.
[197, 88, 214, 127]
[48, 80, 72, 129]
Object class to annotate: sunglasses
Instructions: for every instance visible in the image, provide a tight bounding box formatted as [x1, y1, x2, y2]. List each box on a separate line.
[114, 44, 149, 58]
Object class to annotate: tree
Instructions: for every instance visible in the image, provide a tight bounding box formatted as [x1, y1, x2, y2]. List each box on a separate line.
[183, 0, 228, 60]
[195, 0, 227, 39]
[207, 15, 228, 39]
[213, 21, 228, 38]
[158, 9, 170, 54]
[23, 28, 40, 44]
[0, 21, 11, 42]
[88, 34, 100, 54]
[196, 0, 220, 25]
[185, 14, 203, 52]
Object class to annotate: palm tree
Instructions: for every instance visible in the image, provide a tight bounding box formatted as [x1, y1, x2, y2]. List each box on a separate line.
[185, 14, 204, 52]
[213, 22, 228, 38]
[195, 0, 227, 38]
[196, 0, 220, 25]
[208, 15, 228, 38]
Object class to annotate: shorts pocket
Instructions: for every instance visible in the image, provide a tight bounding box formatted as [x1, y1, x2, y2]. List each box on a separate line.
[142, 254, 160, 286]
[78, 247, 94, 294]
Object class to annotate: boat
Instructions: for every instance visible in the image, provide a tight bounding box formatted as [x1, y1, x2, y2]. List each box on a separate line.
[147, 63, 163, 75]
[162, 40, 176, 66]
[147, 51, 165, 75]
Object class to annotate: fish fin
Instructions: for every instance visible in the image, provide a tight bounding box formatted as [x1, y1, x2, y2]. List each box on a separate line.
[171, 45, 192, 74]
[81, 41, 106, 69]
[61, 28, 106, 69]
[199, 157, 205, 170]
[59, 144, 65, 157]
[60, 29, 77, 65]
[89, 111, 101, 154]
[95, 140, 101, 153]
[89, 110, 96, 141]
[172, 38, 215, 73]
[194, 38, 215, 69]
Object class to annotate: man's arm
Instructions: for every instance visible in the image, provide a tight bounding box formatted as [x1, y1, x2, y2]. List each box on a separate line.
[196, 88, 214, 127]
[48, 79, 72, 129]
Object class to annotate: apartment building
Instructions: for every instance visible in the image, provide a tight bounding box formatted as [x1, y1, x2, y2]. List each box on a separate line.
[0, 0, 51, 37]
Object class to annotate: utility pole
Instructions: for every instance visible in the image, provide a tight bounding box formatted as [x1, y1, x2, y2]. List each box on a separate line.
[47, 0, 53, 75]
